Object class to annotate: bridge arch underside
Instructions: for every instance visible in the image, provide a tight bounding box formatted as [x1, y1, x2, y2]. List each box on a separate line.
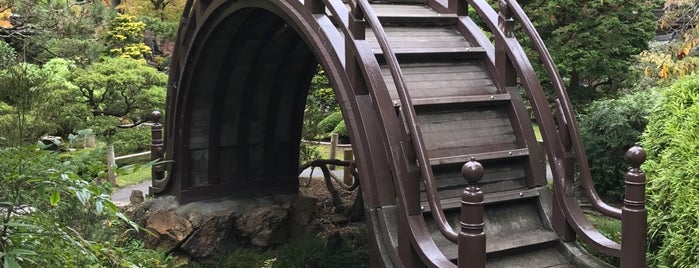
[172, 7, 327, 202]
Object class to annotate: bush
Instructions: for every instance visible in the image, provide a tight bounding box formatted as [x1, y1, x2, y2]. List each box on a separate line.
[577, 90, 656, 202]
[0, 146, 171, 267]
[111, 126, 151, 155]
[643, 73, 699, 267]
[318, 111, 343, 134]
[332, 119, 348, 139]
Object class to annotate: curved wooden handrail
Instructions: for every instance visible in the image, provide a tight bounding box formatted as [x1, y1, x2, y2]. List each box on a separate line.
[466, 0, 621, 256]
[504, 0, 621, 220]
[354, 0, 459, 243]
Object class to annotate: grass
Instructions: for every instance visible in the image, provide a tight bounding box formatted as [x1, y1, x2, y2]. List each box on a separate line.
[580, 212, 621, 266]
[185, 233, 369, 268]
[532, 123, 543, 141]
[116, 165, 151, 187]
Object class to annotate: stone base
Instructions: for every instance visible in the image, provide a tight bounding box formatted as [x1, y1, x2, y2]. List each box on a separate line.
[124, 194, 319, 263]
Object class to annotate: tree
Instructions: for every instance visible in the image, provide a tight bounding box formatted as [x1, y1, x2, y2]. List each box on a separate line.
[0, 0, 110, 63]
[640, 0, 699, 81]
[522, 0, 658, 102]
[105, 13, 152, 59]
[118, 0, 186, 22]
[0, 58, 91, 146]
[70, 56, 166, 124]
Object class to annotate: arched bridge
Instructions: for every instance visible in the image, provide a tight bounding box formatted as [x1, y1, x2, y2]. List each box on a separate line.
[150, 0, 648, 266]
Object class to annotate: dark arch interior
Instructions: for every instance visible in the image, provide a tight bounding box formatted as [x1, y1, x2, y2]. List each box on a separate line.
[179, 8, 319, 198]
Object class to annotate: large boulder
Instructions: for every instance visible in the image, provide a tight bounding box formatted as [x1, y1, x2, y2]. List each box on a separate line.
[180, 212, 235, 259]
[235, 205, 290, 247]
[144, 210, 194, 250]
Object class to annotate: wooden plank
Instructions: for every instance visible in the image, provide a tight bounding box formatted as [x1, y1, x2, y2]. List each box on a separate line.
[366, 26, 473, 51]
[429, 148, 529, 166]
[417, 109, 518, 156]
[114, 151, 151, 161]
[420, 178, 527, 201]
[375, 47, 486, 62]
[430, 160, 526, 188]
[421, 188, 541, 212]
[380, 61, 499, 100]
[394, 94, 510, 107]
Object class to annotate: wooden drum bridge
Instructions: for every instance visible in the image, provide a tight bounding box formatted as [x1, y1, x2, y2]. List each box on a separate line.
[151, 0, 648, 266]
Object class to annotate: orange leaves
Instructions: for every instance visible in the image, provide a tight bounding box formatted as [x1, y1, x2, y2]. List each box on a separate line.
[0, 8, 12, 28]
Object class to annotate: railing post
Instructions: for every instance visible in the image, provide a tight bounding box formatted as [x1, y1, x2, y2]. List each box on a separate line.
[552, 100, 576, 241]
[448, 0, 468, 16]
[495, 1, 517, 88]
[498, 1, 514, 37]
[620, 145, 647, 268]
[459, 158, 486, 268]
[346, 1, 368, 95]
[151, 111, 165, 182]
[306, 0, 325, 14]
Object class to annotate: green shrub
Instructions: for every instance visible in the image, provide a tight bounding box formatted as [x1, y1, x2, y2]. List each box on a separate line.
[0, 146, 171, 267]
[318, 111, 343, 134]
[577, 90, 656, 202]
[192, 234, 369, 268]
[643, 73, 699, 267]
[112, 126, 151, 155]
[332, 119, 348, 138]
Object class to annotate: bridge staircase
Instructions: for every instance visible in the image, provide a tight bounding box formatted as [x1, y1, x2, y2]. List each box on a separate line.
[340, 0, 647, 267]
[362, 1, 562, 266]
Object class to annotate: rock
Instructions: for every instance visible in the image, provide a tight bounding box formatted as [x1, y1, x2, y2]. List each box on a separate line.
[180, 212, 235, 259]
[290, 196, 319, 238]
[235, 205, 290, 247]
[130, 190, 144, 205]
[144, 210, 194, 250]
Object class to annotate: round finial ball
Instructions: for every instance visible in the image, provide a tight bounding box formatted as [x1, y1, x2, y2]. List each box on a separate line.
[462, 158, 484, 184]
[625, 145, 646, 168]
[151, 110, 162, 122]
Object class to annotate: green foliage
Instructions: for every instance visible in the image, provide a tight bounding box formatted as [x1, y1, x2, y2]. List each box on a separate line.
[301, 67, 336, 163]
[577, 90, 657, 201]
[522, 0, 658, 103]
[332, 120, 348, 139]
[111, 126, 151, 155]
[139, 15, 178, 41]
[0, 0, 110, 62]
[105, 14, 152, 60]
[0, 146, 171, 267]
[189, 234, 369, 268]
[0, 62, 50, 146]
[643, 73, 699, 267]
[37, 38, 105, 67]
[0, 40, 15, 70]
[71, 56, 167, 121]
[318, 111, 344, 134]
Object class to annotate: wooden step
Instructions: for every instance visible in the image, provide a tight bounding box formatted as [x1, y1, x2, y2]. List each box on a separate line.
[393, 94, 511, 108]
[371, 4, 457, 25]
[366, 26, 484, 61]
[421, 187, 541, 212]
[429, 199, 563, 261]
[375, 47, 486, 62]
[429, 148, 529, 166]
[381, 61, 498, 101]
[368, 0, 426, 4]
[417, 106, 519, 160]
[420, 160, 528, 202]
[487, 247, 573, 268]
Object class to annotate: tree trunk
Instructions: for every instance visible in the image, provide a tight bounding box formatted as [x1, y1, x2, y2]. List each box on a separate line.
[111, 0, 121, 9]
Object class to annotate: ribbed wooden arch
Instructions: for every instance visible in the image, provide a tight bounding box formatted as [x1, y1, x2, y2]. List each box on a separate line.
[155, 0, 394, 209]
